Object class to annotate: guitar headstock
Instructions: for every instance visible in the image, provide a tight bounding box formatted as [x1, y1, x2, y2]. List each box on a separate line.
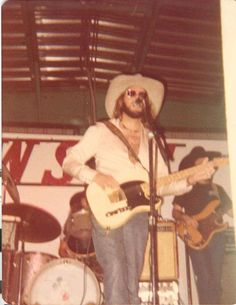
[211, 157, 229, 168]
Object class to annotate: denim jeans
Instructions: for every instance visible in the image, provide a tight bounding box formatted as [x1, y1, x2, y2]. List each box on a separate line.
[92, 213, 149, 305]
[188, 232, 226, 305]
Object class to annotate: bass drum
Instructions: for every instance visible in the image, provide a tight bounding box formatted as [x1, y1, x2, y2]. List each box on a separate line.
[25, 258, 102, 305]
[60, 237, 103, 282]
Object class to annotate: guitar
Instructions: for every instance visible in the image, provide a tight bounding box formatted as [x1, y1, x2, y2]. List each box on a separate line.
[176, 199, 228, 250]
[86, 157, 228, 230]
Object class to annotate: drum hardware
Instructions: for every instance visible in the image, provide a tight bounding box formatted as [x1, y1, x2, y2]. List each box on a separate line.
[2, 203, 62, 305]
[2, 163, 20, 203]
[2, 215, 21, 250]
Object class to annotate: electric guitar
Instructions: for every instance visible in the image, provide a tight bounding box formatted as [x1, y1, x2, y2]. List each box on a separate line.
[86, 157, 228, 230]
[176, 199, 228, 250]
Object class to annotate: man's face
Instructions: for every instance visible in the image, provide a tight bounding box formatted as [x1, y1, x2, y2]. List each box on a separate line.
[121, 86, 148, 118]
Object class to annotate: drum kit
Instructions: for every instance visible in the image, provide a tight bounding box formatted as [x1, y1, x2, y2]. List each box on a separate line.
[2, 165, 103, 305]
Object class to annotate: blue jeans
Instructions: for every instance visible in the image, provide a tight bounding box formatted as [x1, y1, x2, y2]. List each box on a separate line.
[188, 232, 226, 305]
[92, 213, 149, 305]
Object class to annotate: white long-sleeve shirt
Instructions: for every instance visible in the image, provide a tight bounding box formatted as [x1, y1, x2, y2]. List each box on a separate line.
[63, 118, 191, 197]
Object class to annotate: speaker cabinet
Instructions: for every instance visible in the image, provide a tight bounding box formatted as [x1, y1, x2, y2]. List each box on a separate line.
[140, 220, 178, 281]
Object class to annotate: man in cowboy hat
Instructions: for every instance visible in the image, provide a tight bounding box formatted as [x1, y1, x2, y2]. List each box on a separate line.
[63, 74, 215, 305]
[172, 146, 233, 305]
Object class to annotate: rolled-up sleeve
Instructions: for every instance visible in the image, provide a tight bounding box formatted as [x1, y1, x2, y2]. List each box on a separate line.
[158, 179, 192, 197]
[155, 149, 192, 196]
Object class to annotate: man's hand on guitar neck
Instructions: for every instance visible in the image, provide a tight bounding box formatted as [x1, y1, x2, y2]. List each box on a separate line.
[187, 157, 215, 185]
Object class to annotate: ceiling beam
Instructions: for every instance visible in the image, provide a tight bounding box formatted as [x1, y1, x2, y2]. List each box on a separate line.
[131, 0, 163, 73]
[18, 0, 149, 15]
[21, 2, 42, 121]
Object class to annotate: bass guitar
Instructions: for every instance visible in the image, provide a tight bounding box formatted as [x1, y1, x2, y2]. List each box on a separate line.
[86, 157, 228, 230]
[176, 199, 228, 250]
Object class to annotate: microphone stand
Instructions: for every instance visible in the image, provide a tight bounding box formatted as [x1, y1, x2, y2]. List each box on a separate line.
[148, 132, 159, 305]
[148, 126, 170, 305]
[185, 245, 193, 304]
[17, 221, 27, 305]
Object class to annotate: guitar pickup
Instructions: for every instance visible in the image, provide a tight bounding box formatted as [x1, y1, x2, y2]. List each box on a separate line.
[107, 188, 126, 203]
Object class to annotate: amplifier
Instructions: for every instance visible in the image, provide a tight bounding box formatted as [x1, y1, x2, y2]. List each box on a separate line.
[140, 220, 178, 281]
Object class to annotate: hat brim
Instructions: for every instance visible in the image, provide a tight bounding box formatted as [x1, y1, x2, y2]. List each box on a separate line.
[105, 74, 164, 118]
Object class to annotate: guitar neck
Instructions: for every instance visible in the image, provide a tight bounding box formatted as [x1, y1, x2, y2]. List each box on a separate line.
[158, 164, 202, 186]
[157, 157, 228, 187]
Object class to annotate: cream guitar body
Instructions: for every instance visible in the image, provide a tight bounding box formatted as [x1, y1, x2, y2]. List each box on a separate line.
[86, 179, 162, 230]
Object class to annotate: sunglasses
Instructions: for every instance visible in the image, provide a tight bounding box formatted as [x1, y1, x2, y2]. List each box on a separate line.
[126, 89, 148, 101]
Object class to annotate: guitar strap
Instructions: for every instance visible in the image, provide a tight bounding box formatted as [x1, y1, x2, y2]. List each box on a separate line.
[102, 120, 146, 170]
[211, 183, 225, 215]
[211, 183, 220, 199]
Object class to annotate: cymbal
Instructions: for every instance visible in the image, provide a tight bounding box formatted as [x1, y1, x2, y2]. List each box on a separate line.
[2, 164, 20, 203]
[2, 203, 61, 243]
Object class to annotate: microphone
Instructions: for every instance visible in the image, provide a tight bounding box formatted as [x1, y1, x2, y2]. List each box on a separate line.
[134, 98, 143, 106]
[148, 131, 155, 139]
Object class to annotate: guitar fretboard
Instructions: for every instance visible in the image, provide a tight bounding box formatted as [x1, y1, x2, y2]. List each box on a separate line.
[159, 157, 228, 186]
[142, 157, 228, 192]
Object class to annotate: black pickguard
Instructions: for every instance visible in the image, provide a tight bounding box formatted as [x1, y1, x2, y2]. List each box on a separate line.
[120, 181, 150, 209]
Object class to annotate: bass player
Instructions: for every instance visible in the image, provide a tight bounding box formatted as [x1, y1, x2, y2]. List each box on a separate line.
[172, 146, 233, 305]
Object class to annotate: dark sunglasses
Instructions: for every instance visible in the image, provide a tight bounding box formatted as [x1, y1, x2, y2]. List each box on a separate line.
[126, 89, 148, 101]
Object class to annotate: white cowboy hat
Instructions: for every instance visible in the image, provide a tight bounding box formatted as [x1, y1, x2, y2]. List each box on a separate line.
[105, 73, 165, 118]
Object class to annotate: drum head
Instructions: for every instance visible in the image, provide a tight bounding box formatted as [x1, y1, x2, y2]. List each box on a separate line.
[26, 258, 101, 305]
